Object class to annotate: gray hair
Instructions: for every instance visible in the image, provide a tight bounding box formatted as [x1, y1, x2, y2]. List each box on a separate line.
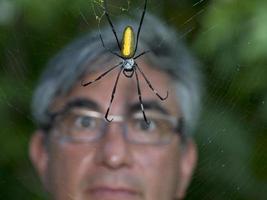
[32, 13, 203, 136]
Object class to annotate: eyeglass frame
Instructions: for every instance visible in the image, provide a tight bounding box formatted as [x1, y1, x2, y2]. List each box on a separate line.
[43, 105, 185, 145]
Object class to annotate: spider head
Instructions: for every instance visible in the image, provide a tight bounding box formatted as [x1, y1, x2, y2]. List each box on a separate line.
[122, 59, 135, 78]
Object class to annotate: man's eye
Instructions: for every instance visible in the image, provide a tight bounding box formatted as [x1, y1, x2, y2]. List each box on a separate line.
[135, 119, 157, 132]
[74, 116, 96, 129]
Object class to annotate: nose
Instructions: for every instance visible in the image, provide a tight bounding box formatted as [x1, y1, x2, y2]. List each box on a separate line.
[94, 123, 133, 169]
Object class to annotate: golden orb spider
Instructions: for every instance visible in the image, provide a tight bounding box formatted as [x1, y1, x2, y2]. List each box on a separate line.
[82, 0, 168, 124]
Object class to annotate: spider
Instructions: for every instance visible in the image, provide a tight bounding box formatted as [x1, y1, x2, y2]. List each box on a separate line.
[82, 0, 168, 124]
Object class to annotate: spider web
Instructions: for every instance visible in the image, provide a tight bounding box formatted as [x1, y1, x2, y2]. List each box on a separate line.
[79, 0, 133, 52]
[84, 0, 167, 57]
[91, 0, 130, 24]
[1, 1, 265, 200]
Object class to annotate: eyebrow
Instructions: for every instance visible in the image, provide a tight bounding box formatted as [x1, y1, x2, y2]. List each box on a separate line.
[52, 98, 100, 116]
[128, 100, 170, 115]
[42, 98, 100, 131]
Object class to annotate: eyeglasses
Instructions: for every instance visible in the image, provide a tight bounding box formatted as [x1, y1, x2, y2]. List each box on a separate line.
[50, 108, 183, 145]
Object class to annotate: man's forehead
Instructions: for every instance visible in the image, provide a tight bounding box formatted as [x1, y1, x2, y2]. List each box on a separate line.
[52, 60, 180, 116]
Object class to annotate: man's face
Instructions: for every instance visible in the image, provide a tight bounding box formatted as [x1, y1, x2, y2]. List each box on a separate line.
[30, 60, 196, 200]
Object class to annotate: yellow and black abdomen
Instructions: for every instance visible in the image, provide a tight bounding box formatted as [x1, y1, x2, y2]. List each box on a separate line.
[121, 26, 135, 58]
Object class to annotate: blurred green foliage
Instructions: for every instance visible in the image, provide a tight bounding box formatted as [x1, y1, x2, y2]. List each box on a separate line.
[0, 0, 266, 199]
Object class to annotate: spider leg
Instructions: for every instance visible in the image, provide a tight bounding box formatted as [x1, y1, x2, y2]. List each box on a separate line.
[134, 68, 150, 124]
[81, 62, 122, 86]
[103, 0, 121, 50]
[136, 63, 168, 101]
[105, 66, 123, 122]
[134, 50, 150, 59]
[134, 0, 147, 54]
[99, 31, 123, 59]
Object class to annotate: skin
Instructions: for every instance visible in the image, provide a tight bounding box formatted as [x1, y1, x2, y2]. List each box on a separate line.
[30, 60, 197, 200]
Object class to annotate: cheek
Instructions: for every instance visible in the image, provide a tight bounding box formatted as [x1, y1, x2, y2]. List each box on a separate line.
[47, 142, 97, 199]
[134, 143, 181, 199]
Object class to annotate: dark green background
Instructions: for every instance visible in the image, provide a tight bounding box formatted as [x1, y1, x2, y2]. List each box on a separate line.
[0, 0, 266, 199]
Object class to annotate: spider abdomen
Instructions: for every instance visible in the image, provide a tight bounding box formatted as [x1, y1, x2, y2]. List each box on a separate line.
[121, 26, 135, 58]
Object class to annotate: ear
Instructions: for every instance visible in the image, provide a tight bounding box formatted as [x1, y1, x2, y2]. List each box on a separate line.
[176, 139, 197, 199]
[29, 130, 49, 185]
